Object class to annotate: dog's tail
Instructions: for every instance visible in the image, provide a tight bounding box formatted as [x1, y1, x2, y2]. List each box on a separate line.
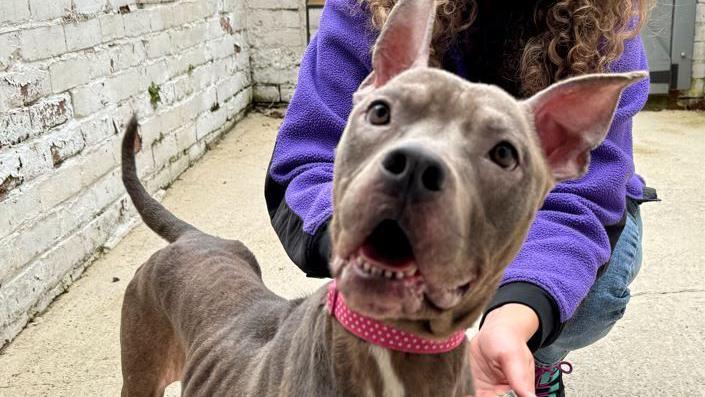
[121, 116, 197, 243]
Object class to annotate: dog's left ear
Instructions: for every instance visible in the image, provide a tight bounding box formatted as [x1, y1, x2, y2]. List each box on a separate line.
[524, 71, 648, 181]
[354, 0, 436, 100]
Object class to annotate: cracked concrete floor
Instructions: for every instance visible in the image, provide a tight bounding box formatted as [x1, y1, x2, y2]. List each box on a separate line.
[0, 111, 703, 396]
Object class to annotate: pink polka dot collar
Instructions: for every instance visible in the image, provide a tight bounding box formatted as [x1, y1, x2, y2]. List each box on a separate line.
[326, 281, 466, 354]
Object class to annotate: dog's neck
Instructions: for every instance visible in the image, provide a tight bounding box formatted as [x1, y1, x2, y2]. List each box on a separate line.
[325, 283, 473, 396]
[326, 282, 466, 354]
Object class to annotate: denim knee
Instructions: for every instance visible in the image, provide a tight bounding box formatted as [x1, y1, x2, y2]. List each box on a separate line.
[534, 200, 643, 365]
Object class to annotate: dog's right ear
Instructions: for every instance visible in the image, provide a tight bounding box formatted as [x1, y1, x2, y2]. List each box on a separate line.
[354, 0, 436, 101]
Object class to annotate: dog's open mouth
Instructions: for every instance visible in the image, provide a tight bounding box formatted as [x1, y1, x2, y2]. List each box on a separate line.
[332, 218, 427, 317]
[355, 219, 419, 280]
[333, 217, 477, 318]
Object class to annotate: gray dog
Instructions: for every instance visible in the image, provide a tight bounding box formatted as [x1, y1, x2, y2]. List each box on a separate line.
[119, 0, 646, 395]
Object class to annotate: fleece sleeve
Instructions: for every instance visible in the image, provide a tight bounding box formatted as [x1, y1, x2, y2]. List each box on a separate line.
[264, 0, 374, 277]
[482, 34, 650, 349]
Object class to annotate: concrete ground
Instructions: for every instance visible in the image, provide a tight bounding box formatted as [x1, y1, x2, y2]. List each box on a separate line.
[0, 111, 703, 396]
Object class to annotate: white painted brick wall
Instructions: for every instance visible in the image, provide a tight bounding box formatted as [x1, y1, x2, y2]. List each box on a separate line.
[690, 0, 705, 98]
[246, 0, 306, 103]
[0, 1, 31, 26]
[0, 0, 253, 347]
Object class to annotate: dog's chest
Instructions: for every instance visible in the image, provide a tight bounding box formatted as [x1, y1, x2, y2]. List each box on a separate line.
[368, 346, 405, 397]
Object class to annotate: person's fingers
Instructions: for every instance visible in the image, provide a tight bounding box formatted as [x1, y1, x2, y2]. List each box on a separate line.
[501, 352, 536, 397]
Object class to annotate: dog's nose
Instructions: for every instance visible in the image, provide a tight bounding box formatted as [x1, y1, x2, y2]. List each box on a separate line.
[381, 145, 447, 200]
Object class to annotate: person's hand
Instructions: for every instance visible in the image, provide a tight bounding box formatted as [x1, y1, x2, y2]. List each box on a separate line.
[468, 304, 539, 397]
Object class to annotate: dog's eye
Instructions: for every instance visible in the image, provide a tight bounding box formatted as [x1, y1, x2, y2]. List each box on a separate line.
[489, 141, 519, 169]
[367, 101, 391, 125]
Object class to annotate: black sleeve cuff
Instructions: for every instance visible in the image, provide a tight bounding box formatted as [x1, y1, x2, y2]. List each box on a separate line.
[268, 193, 332, 278]
[265, 171, 332, 279]
[308, 222, 332, 278]
[479, 282, 562, 352]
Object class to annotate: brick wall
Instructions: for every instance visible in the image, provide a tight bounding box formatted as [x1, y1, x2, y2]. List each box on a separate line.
[308, 6, 322, 39]
[247, 0, 306, 103]
[0, 0, 252, 347]
[689, 0, 705, 98]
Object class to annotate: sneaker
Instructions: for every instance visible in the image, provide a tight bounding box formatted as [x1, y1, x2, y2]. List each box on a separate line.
[535, 361, 573, 397]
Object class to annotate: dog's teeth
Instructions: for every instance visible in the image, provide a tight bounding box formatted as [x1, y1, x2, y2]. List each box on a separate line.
[370, 267, 381, 276]
[363, 262, 371, 271]
[405, 268, 417, 277]
[395, 271, 404, 279]
[384, 271, 393, 278]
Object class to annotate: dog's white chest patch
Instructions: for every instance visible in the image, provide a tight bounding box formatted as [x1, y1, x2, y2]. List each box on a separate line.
[369, 345, 405, 397]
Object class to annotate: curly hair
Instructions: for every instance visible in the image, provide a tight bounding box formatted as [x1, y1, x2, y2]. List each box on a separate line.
[364, 0, 647, 96]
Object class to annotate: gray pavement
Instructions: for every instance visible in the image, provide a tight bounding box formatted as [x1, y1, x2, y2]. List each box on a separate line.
[0, 111, 703, 396]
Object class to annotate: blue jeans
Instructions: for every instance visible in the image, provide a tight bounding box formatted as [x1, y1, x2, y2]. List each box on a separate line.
[533, 199, 643, 366]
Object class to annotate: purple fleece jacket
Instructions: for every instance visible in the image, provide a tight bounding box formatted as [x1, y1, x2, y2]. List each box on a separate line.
[267, 0, 650, 322]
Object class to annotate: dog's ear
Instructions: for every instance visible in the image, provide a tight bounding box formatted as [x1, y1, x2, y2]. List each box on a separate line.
[524, 71, 648, 181]
[360, 0, 436, 95]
